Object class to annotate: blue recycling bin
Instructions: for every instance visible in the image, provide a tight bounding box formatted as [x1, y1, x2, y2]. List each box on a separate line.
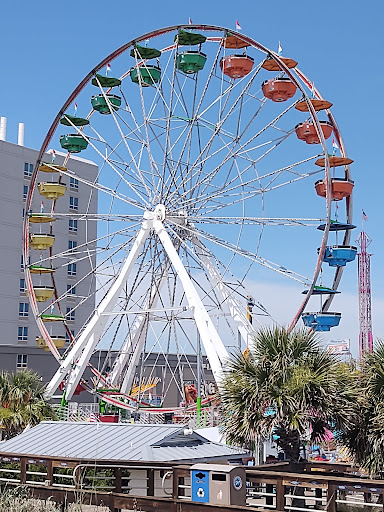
[191, 467, 210, 503]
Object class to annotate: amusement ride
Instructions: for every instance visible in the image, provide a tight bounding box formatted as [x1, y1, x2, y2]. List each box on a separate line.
[23, 25, 356, 419]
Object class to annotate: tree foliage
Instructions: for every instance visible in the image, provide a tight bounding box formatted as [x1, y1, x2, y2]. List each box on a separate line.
[340, 340, 384, 475]
[220, 326, 357, 461]
[0, 370, 55, 439]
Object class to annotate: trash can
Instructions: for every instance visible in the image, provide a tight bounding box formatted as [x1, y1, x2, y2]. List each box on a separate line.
[191, 464, 246, 506]
[191, 466, 210, 503]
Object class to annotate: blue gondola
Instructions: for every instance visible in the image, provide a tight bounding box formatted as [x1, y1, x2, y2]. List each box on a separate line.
[320, 245, 357, 267]
[302, 312, 341, 331]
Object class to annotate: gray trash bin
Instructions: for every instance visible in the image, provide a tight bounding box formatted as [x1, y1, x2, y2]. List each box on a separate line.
[190, 464, 246, 506]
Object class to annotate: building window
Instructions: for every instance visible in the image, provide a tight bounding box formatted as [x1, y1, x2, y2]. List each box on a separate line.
[69, 219, 78, 233]
[67, 284, 76, 296]
[16, 354, 28, 369]
[67, 263, 77, 277]
[65, 330, 75, 344]
[69, 196, 78, 211]
[66, 307, 75, 322]
[19, 278, 25, 294]
[68, 240, 77, 252]
[69, 177, 79, 191]
[19, 303, 29, 318]
[17, 326, 28, 342]
[20, 255, 30, 270]
[24, 163, 33, 178]
[23, 185, 28, 201]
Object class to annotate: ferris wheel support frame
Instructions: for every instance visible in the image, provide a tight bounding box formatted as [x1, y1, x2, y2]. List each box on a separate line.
[45, 222, 150, 400]
[110, 235, 256, 394]
[46, 205, 230, 400]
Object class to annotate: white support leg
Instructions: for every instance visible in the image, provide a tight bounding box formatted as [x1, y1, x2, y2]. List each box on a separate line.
[193, 236, 255, 348]
[153, 208, 228, 384]
[45, 221, 150, 400]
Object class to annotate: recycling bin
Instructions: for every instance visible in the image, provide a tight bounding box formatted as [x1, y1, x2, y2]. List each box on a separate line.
[191, 464, 246, 506]
[191, 466, 209, 503]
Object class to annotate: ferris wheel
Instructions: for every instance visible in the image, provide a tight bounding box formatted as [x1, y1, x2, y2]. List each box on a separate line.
[23, 25, 355, 410]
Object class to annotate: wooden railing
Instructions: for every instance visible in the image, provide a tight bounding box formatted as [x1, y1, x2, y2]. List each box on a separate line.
[0, 455, 383, 512]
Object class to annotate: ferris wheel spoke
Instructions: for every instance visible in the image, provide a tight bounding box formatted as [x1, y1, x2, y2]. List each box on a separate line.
[175, 221, 311, 285]
[51, 212, 143, 222]
[165, 63, 266, 204]
[167, 229, 264, 341]
[167, 225, 245, 317]
[31, 222, 141, 268]
[187, 216, 324, 226]
[64, 114, 152, 198]
[145, 121, 190, 200]
[160, 39, 225, 201]
[91, 75, 148, 147]
[184, 158, 323, 215]
[117, 87, 162, 192]
[56, 158, 146, 211]
[94, 91, 156, 200]
[171, 102, 299, 208]
[199, 153, 319, 208]
[63, 123, 151, 209]
[133, 62, 168, 204]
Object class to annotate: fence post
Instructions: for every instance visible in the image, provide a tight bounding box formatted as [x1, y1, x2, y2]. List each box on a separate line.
[173, 468, 182, 499]
[327, 483, 336, 512]
[114, 467, 122, 493]
[46, 460, 53, 486]
[147, 468, 155, 496]
[19, 458, 26, 484]
[275, 477, 285, 512]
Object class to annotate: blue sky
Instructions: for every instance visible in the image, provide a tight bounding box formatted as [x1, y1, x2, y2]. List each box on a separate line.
[1, 0, 383, 356]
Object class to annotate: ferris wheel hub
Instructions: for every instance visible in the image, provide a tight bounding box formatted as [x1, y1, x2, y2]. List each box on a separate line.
[144, 205, 189, 227]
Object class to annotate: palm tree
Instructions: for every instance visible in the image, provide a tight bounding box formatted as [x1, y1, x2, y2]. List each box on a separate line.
[220, 326, 357, 462]
[341, 341, 384, 475]
[0, 369, 55, 439]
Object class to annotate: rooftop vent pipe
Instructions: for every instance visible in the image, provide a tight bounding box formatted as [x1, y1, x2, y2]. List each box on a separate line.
[0, 117, 7, 141]
[18, 123, 24, 146]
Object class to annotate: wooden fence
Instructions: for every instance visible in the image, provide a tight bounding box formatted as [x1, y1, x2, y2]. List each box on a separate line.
[0, 454, 383, 512]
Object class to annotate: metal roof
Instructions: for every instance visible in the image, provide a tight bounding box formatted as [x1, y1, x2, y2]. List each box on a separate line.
[0, 422, 249, 462]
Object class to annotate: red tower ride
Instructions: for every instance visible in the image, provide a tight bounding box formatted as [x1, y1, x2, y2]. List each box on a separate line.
[356, 214, 373, 359]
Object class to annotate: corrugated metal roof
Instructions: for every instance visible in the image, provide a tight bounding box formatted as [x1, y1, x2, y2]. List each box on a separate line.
[0, 422, 249, 462]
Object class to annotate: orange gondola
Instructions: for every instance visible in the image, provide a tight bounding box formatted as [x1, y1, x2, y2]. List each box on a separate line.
[315, 178, 354, 201]
[262, 78, 297, 102]
[295, 121, 333, 144]
[220, 55, 254, 79]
